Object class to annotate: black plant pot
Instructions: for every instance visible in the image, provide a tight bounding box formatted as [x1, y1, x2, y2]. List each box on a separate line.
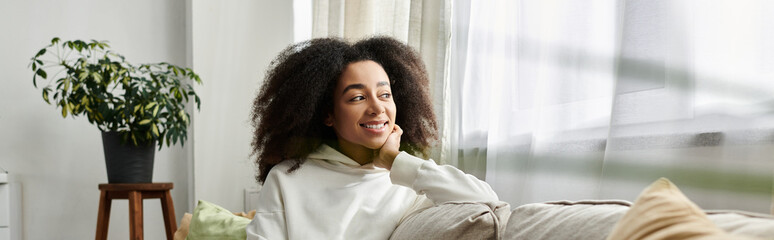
[101, 131, 156, 183]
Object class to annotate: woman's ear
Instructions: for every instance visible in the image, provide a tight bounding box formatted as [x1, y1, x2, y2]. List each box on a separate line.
[324, 114, 334, 127]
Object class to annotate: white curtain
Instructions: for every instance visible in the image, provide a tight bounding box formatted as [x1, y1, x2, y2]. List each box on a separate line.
[312, 0, 452, 160]
[450, 0, 774, 214]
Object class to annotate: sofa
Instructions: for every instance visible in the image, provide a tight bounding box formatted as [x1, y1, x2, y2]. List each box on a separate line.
[177, 178, 774, 239]
[392, 178, 774, 239]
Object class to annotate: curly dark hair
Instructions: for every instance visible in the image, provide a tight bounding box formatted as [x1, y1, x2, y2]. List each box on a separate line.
[250, 36, 438, 184]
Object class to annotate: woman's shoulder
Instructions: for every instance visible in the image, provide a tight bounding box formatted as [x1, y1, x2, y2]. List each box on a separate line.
[267, 159, 305, 177]
[265, 157, 328, 180]
[272, 159, 299, 171]
[262, 159, 306, 189]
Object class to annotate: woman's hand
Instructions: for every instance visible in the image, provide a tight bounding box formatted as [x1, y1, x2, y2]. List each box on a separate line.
[373, 124, 403, 170]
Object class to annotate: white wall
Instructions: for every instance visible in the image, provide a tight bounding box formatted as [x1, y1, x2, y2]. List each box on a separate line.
[0, 1, 190, 239]
[190, 0, 295, 212]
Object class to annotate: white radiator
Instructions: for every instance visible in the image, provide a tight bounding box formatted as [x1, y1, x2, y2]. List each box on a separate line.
[0, 172, 21, 240]
[243, 186, 262, 213]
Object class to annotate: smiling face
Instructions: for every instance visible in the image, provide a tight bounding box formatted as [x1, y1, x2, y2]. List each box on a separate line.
[326, 60, 397, 159]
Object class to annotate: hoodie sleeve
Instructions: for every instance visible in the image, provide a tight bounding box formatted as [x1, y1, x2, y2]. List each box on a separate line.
[389, 151, 499, 204]
[245, 170, 288, 240]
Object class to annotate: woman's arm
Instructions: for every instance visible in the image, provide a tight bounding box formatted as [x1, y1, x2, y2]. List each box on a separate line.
[390, 152, 499, 204]
[375, 125, 498, 204]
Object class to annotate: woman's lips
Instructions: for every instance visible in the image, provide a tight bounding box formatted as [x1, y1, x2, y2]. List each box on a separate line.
[360, 121, 389, 133]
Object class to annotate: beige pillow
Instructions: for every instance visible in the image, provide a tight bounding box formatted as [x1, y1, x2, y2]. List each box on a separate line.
[174, 213, 193, 240]
[390, 201, 511, 240]
[606, 178, 760, 240]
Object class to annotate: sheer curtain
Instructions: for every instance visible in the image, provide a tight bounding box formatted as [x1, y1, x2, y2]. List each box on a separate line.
[312, 0, 451, 160]
[449, 0, 774, 214]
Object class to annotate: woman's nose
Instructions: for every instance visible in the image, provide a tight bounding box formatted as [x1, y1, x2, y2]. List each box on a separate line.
[367, 99, 385, 115]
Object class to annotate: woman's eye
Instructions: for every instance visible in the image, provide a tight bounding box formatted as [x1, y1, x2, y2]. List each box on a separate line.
[380, 93, 392, 98]
[349, 96, 365, 101]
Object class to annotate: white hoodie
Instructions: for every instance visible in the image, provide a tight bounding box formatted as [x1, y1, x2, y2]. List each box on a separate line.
[245, 144, 498, 240]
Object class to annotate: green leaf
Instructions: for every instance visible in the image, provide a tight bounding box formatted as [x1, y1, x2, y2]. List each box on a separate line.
[152, 105, 159, 117]
[36, 69, 47, 79]
[62, 103, 68, 118]
[91, 72, 102, 82]
[145, 102, 157, 109]
[35, 48, 46, 58]
[42, 88, 51, 104]
[152, 124, 159, 137]
[72, 82, 81, 92]
[172, 131, 179, 144]
[64, 78, 70, 92]
[51, 37, 60, 45]
[138, 119, 151, 125]
[74, 41, 84, 51]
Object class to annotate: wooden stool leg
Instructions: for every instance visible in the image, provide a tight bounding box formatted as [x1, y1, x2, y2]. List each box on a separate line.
[160, 190, 177, 240]
[128, 191, 144, 240]
[95, 190, 112, 240]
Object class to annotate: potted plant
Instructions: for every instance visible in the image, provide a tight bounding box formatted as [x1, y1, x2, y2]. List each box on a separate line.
[29, 37, 202, 183]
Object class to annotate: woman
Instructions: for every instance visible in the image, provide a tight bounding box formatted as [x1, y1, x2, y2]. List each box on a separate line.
[246, 37, 498, 239]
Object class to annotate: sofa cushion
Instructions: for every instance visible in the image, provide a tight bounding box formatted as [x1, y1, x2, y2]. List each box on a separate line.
[504, 200, 631, 240]
[390, 201, 511, 240]
[707, 210, 774, 239]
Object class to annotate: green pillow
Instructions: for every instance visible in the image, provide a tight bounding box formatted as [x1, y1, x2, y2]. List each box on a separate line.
[187, 200, 252, 240]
